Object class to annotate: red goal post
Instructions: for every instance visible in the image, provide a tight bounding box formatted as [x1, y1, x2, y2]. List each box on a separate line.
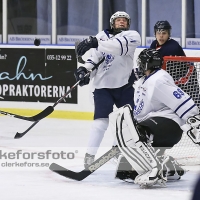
[162, 56, 200, 165]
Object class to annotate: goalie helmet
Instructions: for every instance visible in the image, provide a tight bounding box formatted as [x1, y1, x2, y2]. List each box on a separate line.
[137, 49, 163, 75]
[110, 11, 131, 32]
[154, 20, 172, 36]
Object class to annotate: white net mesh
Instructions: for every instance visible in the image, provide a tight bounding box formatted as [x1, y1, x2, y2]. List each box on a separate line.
[163, 57, 200, 165]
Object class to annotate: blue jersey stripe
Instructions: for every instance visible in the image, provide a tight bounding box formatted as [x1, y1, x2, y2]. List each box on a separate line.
[104, 29, 110, 38]
[123, 36, 128, 55]
[86, 59, 96, 65]
[180, 104, 196, 118]
[116, 38, 123, 55]
[175, 97, 192, 113]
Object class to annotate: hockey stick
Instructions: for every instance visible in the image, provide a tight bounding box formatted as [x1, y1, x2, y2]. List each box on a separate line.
[0, 107, 53, 122]
[14, 57, 105, 139]
[49, 146, 120, 181]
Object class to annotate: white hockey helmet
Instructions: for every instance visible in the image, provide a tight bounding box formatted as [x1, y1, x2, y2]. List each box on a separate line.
[110, 11, 131, 30]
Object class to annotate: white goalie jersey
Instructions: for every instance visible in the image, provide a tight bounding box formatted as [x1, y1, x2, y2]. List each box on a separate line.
[133, 69, 199, 126]
[84, 29, 141, 89]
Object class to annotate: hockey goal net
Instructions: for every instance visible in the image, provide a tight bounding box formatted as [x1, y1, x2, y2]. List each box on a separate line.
[163, 56, 200, 165]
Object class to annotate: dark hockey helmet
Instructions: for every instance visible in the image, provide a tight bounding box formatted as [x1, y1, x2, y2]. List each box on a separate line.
[154, 20, 171, 36]
[110, 11, 131, 33]
[137, 49, 163, 75]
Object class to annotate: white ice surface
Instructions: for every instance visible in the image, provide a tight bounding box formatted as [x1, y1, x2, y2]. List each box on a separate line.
[0, 116, 199, 200]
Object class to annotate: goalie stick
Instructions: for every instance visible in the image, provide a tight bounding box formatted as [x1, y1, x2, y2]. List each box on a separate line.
[14, 57, 105, 139]
[0, 107, 53, 122]
[49, 146, 120, 181]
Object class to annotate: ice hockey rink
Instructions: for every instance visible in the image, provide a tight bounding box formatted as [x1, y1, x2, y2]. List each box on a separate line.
[0, 116, 200, 200]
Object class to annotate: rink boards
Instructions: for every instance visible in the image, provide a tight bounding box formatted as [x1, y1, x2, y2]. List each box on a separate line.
[0, 46, 200, 120]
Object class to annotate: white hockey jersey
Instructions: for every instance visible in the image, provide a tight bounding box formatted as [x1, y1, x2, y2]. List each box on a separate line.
[133, 69, 199, 126]
[84, 29, 141, 89]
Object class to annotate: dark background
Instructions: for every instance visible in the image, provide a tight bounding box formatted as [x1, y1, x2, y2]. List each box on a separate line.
[0, 48, 77, 103]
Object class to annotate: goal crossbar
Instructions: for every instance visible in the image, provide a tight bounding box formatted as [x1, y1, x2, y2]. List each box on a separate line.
[163, 56, 200, 62]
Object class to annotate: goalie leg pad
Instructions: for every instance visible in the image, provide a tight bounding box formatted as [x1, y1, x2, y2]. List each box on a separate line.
[134, 155, 170, 188]
[111, 105, 164, 185]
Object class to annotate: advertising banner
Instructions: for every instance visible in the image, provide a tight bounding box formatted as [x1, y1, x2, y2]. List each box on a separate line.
[57, 35, 89, 45]
[186, 38, 200, 48]
[0, 48, 77, 103]
[8, 35, 51, 45]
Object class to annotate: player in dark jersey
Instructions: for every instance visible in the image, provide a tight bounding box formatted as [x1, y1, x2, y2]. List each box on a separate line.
[150, 20, 185, 56]
[150, 20, 200, 109]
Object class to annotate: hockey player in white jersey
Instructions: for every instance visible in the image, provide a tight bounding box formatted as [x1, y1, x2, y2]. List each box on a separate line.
[74, 11, 141, 168]
[109, 48, 200, 188]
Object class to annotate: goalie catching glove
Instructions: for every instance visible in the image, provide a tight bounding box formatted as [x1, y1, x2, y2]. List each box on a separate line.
[181, 114, 200, 145]
[77, 36, 98, 56]
[74, 67, 90, 86]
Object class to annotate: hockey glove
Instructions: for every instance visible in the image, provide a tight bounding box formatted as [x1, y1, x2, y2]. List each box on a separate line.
[77, 36, 98, 56]
[74, 66, 90, 86]
[186, 115, 200, 145]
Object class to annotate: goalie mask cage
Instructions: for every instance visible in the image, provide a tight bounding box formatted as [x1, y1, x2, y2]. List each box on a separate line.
[163, 56, 200, 165]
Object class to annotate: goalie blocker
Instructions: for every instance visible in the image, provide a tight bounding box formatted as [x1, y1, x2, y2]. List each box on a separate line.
[109, 104, 194, 188]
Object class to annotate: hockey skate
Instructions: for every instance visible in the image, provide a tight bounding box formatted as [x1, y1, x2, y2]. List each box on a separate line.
[115, 155, 138, 182]
[134, 154, 169, 188]
[134, 167, 167, 188]
[84, 153, 95, 168]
